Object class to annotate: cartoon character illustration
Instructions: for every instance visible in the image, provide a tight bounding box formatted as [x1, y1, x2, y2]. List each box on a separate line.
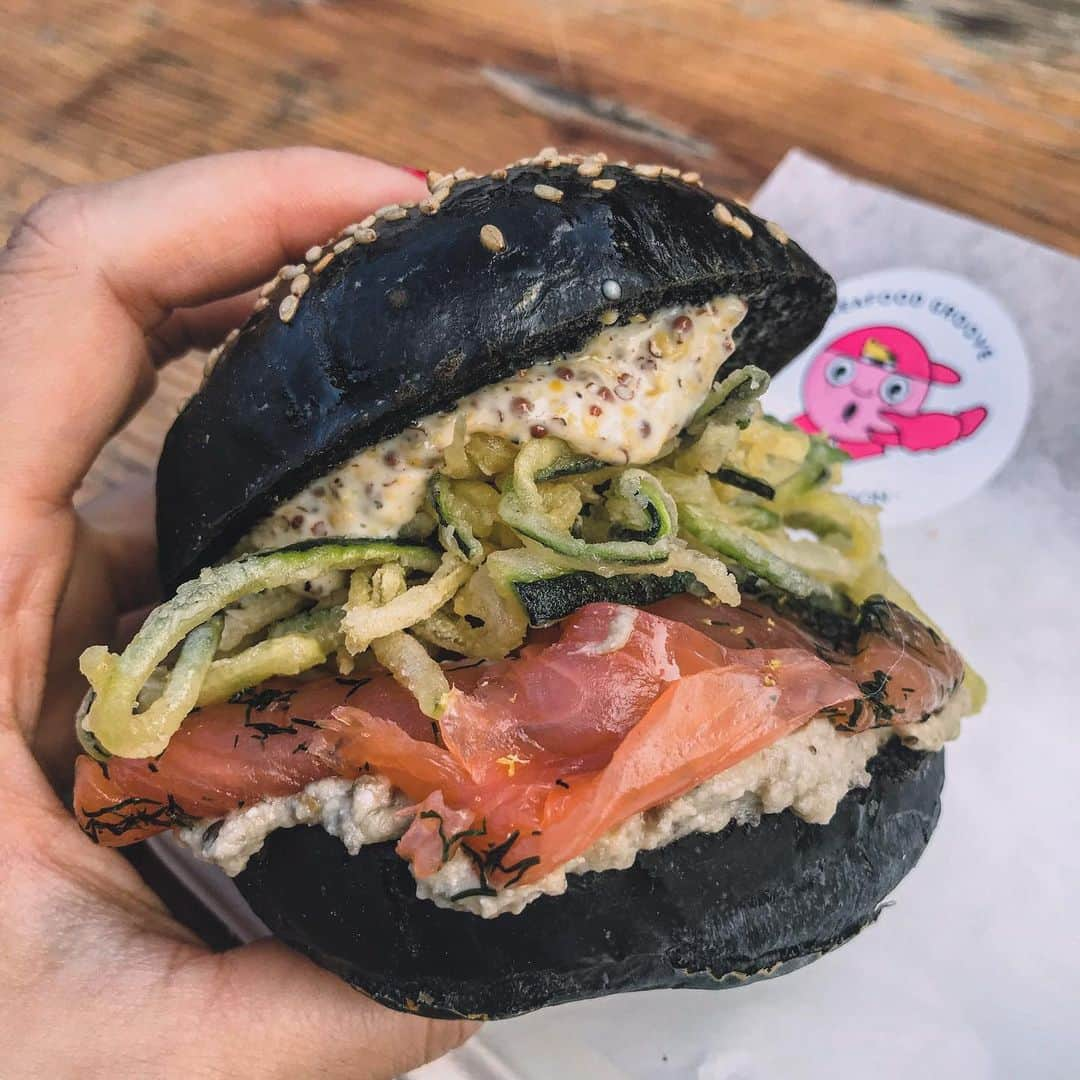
[792, 326, 988, 461]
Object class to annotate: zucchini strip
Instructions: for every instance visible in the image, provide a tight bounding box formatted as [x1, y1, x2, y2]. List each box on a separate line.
[679, 502, 841, 606]
[220, 589, 306, 652]
[372, 563, 408, 604]
[413, 553, 537, 659]
[142, 615, 223, 722]
[662, 547, 740, 606]
[343, 553, 473, 655]
[712, 467, 775, 501]
[198, 634, 329, 708]
[370, 631, 450, 719]
[81, 539, 440, 757]
[452, 561, 531, 656]
[533, 452, 605, 482]
[75, 691, 111, 762]
[688, 364, 770, 434]
[466, 433, 517, 477]
[483, 543, 738, 612]
[773, 436, 848, 499]
[500, 439, 678, 564]
[431, 474, 485, 564]
[779, 489, 881, 577]
[511, 570, 699, 626]
[266, 604, 345, 645]
[442, 412, 475, 479]
[81, 617, 222, 759]
[199, 605, 347, 704]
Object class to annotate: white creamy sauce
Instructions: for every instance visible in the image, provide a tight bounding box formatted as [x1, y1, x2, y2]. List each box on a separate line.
[898, 687, 966, 751]
[179, 688, 968, 916]
[179, 775, 409, 878]
[244, 296, 747, 552]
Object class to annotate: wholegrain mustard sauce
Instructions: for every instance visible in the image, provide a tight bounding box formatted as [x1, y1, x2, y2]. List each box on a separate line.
[245, 296, 747, 550]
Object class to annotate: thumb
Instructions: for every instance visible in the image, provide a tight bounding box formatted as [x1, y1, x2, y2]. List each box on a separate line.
[189, 939, 479, 1079]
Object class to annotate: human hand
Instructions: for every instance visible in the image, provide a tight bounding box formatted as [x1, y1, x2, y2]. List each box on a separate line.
[0, 149, 477, 1078]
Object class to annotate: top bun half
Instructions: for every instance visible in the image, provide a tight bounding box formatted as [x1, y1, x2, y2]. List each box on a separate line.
[156, 153, 835, 591]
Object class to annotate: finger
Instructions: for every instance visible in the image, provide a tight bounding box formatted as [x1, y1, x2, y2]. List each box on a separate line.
[30, 481, 160, 783]
[115, 290, 259, 427]
[0, 148, 427, 507]
[78, 475, 160, 612]
[147, 289, 261, 365]
[188, 940, 478, 1079]
[5, 148, 427, 325]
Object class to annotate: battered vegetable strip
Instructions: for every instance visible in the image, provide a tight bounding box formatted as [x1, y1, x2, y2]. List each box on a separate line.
[712, 467, 776, 501]
[266, 604, 347, 646]
[79, 617, 222, 760]
[219, 589, 306, 652]
[80, 540, 440, 757]
[198, 635, 330, 710]
[687, 364, 770, 433]
[484, 545, 739, 617]
[76, 377, 906, 758]
[343, 553, 473, 655]
[422, 561, 531, 660]
[371, 632, 451, 719]
[499, 439, 678, 564]
[679, 503, 843, 605]
[193, 605, 349, 708]
[431, 475, 485, 564]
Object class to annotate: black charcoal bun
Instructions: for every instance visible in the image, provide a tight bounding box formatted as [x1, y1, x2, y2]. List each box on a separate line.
[156, 152, 835, 591]
[235, 740, 943, 1020]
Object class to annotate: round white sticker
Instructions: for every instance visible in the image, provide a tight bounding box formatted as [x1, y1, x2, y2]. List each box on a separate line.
[764, 268, 1031, 525]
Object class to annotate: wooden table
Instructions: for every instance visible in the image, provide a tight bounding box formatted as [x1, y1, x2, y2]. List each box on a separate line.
[3, 0, 1077, 504]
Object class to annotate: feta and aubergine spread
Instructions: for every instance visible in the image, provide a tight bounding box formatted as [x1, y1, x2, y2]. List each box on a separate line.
[73, 151, 983, 1020]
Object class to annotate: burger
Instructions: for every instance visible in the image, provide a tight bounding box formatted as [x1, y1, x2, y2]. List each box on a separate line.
[73, 150, 983, 1020]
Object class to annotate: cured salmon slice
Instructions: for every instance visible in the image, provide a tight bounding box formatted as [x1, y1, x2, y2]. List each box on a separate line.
[74, 597, 958, 885]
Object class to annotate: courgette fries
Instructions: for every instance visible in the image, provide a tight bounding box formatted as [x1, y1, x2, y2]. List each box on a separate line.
[80, 363, 890, 760]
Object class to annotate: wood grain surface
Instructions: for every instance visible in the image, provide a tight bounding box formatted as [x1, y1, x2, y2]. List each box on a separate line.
[2, 0, 1077, 507]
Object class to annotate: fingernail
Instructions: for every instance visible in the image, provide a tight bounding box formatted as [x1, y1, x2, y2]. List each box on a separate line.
[402, 167, 428, 180]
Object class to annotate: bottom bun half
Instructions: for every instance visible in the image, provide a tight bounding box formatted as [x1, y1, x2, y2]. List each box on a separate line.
[236, 741, 943, 1020]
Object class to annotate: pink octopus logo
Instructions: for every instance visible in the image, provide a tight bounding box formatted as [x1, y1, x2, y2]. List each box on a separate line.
[792, 325, 988, 461]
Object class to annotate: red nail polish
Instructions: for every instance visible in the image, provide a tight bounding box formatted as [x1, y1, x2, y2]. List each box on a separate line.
[402, 167, 427, 180]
